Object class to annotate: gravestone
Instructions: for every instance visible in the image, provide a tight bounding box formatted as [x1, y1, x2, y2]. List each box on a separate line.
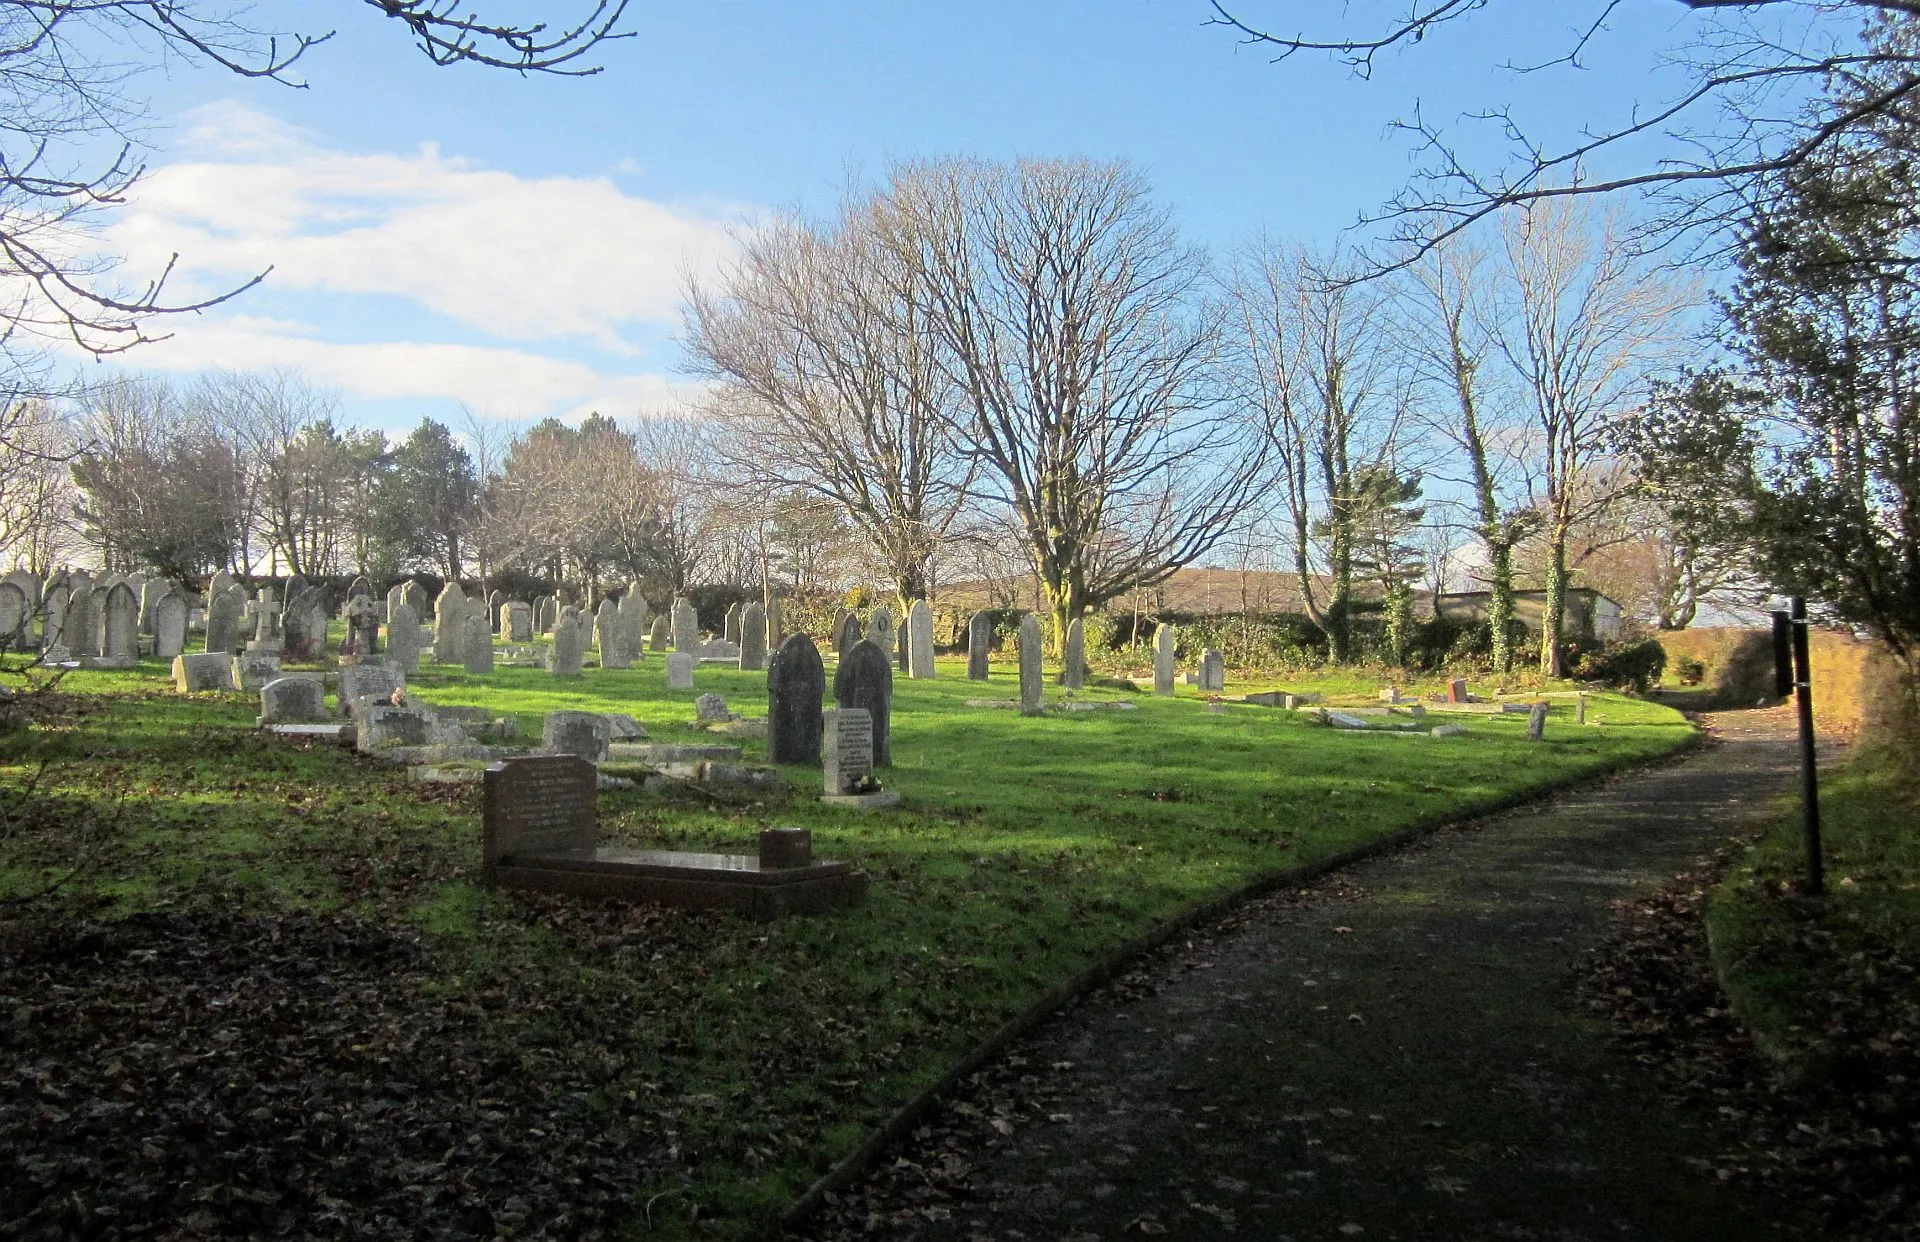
[1527, 702, 1548, 742]
[1, 571, 36, 648]
[836, 612, 863, 661]
[823, 707, 874, 795]
[41, 581, 69, 654]
[283, 575, 308, 609]
[344, 596, 382, 655]
[766, 592, 782, 651]
[671, 596, 699, 653]
[401, 580, 429, 619]
[487, 589, 505, 628]
[549, 612, 585, 677]
[281, 586, 329, 661]
[866, 608, 894, 658]
[1063, 617, 1087, 690]
[0, 582, 28, 651]
[205, 586, 243, 655]
[767, 633, 825, 764]
[231, 652, 282, 691]
[967, 610, 992, 680]
[543, 711, 611, 761]
[723, 602, 743, 645]
[1017, 615, 1044, 715]
[97, 583, 139, 664]
[833, 639, 892, 766]
[1447, 678, 1470, 704]
[481, 754, 598, 880]
[433, 583, 467, 665]
[358, 704, 432, 752]
[385, 583, 406, 626]
[1576, 692, 1588, 726]
[386, 602, 425, 674]
[833, 610, 856, 651]
[895, 620, 908, 671]
[535, 596, 556, 634]
[1199, 647, 1225, 693]
[596, 598, 628, 668]
[620, 592, 649, 659]
[259, 677, 327, 725]
[649, 615, 669, 652]
[1153, 623, 1176, 696]
[66, 586, 99, 657]
[138, 578, 165, 632]
[172, 652, 232, 692]
[738, 602, 768, 671]
[152, 591, 187, 660]
[346, 575, 373, 603]
[244, 586, 283, 654]
[463, 614, 494, 674]
[666, 652, 696, 689]
[502, 600, 533, 642]
[907, 600, 935, 679]
[337, 662, 404, 716]
[695, 692, 731, 724]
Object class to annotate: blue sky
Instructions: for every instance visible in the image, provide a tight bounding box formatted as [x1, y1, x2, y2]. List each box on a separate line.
[91, 0, 1720, 436]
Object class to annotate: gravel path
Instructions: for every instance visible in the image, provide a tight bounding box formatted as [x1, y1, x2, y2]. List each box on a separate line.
[798, 707, 1804, 1242]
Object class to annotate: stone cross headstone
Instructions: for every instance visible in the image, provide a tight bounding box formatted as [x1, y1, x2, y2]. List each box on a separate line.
[665, 651, 696, 689]
[1017, 615, 1044, 715]
[1527, 701, 1548, 742]
[596, 598, 628, 669]
[463, 614, 494, 674]
[823, 707, 874, 795]
[99, 583, 139, 663]
[244, 586, 283, 654]
[481, 755, 597, 881]
[738, 602, 768, 671]
[344, 596, 382, 655]
[386, 601, 424, 674]
[1153, 623, 1176, 696]
[205, 586, 243, 655]
[1063, 617, 1087, 690]
[833, 638, 892, 766]
[967, 610, 992, 680]
[549, 612, 585, 677]
[433, 583, 467, 665]
[649, 614, 670, 652]
[0, 581, 29, 651]
[723, 602, 743, 645]
[152, 590, 188, 660]
[1198, 647, 1225, 693]
[837, 612, 863, 662]
[767, 633, 824, 764]
[259, 676, 327, 725]
[907, 600, 935, 679]
[671, 596, 699, 653]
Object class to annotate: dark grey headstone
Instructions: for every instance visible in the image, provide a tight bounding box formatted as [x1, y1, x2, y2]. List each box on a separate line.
[482, 755, 597, 879]
[833, 638, 892, 767]
[837, 612, 863, 661]
[767, 633, 824, 765]
[968, 610, 992, 680]
[739, 603, 768, 671]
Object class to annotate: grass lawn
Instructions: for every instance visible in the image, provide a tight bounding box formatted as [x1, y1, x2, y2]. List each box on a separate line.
[0, 645, 1694, 1238]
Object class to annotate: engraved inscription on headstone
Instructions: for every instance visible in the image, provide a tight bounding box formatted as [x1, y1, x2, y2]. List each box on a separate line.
[822, 707, 874, 795]
[482, 755, 598, 879]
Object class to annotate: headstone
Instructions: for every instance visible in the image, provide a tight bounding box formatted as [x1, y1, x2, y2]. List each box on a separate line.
[866, 608, 894, 658]
[620, 592, 649, 660]
[96, 583, 139, 663]
[0, 581, 29, 651]
[833, 639, 892, 766]
[337, 662, 404, 715]
[907, 600, 935, 679]
[822, 707, 874, 795]
[385, 583, 406, 626]
[738, 602, 768, 671]
[535, 596, 556, 634]
[152, 591, 188, 660]
[283, 575, 308, 608]
[66, 586, 99, 657]
[1, 571, 37, 648]
[767, 633, 825, 765]
[1153, 623, 1176, 696]
[463, 614, 494, 674]
[1447, 678, 1469, 704]
[401, 580, 429, 619]
[347, 575, 373, 603]
[834, 610, 856, 651]
[487, 589, 505, 627]
[549, 612, 585, 677]
[208, 570, 233, 604]
[281, 586, 329, 661]
[231, 652, 282, 691]
[344, 595, 382, 655]
[593, 598, 625, 669]
[501, 600, 533, 643]
[481, 755, 598, 881]
[259, 676, 327, 725]
[1576, 692, 1589, 725]
[837, 612, 863, 661]
[244, 586, 283, 654]
[967, 610, 992, 680]
[671, 596, 699, 653]
[40, 580, 70, 654]
[205, 586, 243, 655]
[1430, 723, 1469, 738]
[766, 591, 782, 651]
[138, 578, 165, 632]
[385, 602, 424, 674]
[723, 602, 743, 645]
[665, 652, 696, 689]
[694, 692, 731, 724]
[542, 710, 611, 762]
[1017, 615, 1044, 715]
[171, 652, 231, 692]
[1527, 702, 1548, 742]
[357, 703, 432, 752]
[1063, 617, 1087, 690]
[1198, 647, 1225, 693]
[433, 583, 467, 665]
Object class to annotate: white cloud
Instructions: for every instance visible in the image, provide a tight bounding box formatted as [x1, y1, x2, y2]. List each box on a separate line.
[106, 101, 747, 350]
[121, 314, 699, 422]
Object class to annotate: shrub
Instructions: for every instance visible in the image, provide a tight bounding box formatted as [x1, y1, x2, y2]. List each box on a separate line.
[1572, 638, 1668, 693]
[1673, 654, 1707, 686]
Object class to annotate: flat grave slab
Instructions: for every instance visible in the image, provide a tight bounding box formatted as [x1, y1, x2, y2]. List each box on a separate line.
[263, 722, 350, 741]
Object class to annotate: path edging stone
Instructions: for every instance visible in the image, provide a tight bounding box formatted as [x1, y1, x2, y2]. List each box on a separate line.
[769, 731, 1703, 1237]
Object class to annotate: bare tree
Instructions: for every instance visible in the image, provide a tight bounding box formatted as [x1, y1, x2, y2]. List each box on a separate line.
[685, 200, 972, 609]
[1494, 199, 1690, 673]
[1205, 2, 1920, 268]
[0, 397, 76, 571]
[888, 157, 1267, 644]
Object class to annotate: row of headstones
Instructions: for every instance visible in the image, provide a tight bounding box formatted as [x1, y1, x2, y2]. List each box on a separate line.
[0, 570, 205, 665]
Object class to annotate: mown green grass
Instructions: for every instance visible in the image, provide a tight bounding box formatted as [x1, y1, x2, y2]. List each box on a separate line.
[1708, 747, 1920, 1071]
[1, 647, 1694, 1237]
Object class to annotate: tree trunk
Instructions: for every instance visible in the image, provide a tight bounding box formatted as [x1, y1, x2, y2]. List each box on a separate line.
[1486, 541, 1516, 673]
[1539, 528, 1569, 677]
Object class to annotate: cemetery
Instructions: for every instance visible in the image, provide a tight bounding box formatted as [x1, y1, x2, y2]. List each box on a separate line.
[0, 577, 1699, 1237]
